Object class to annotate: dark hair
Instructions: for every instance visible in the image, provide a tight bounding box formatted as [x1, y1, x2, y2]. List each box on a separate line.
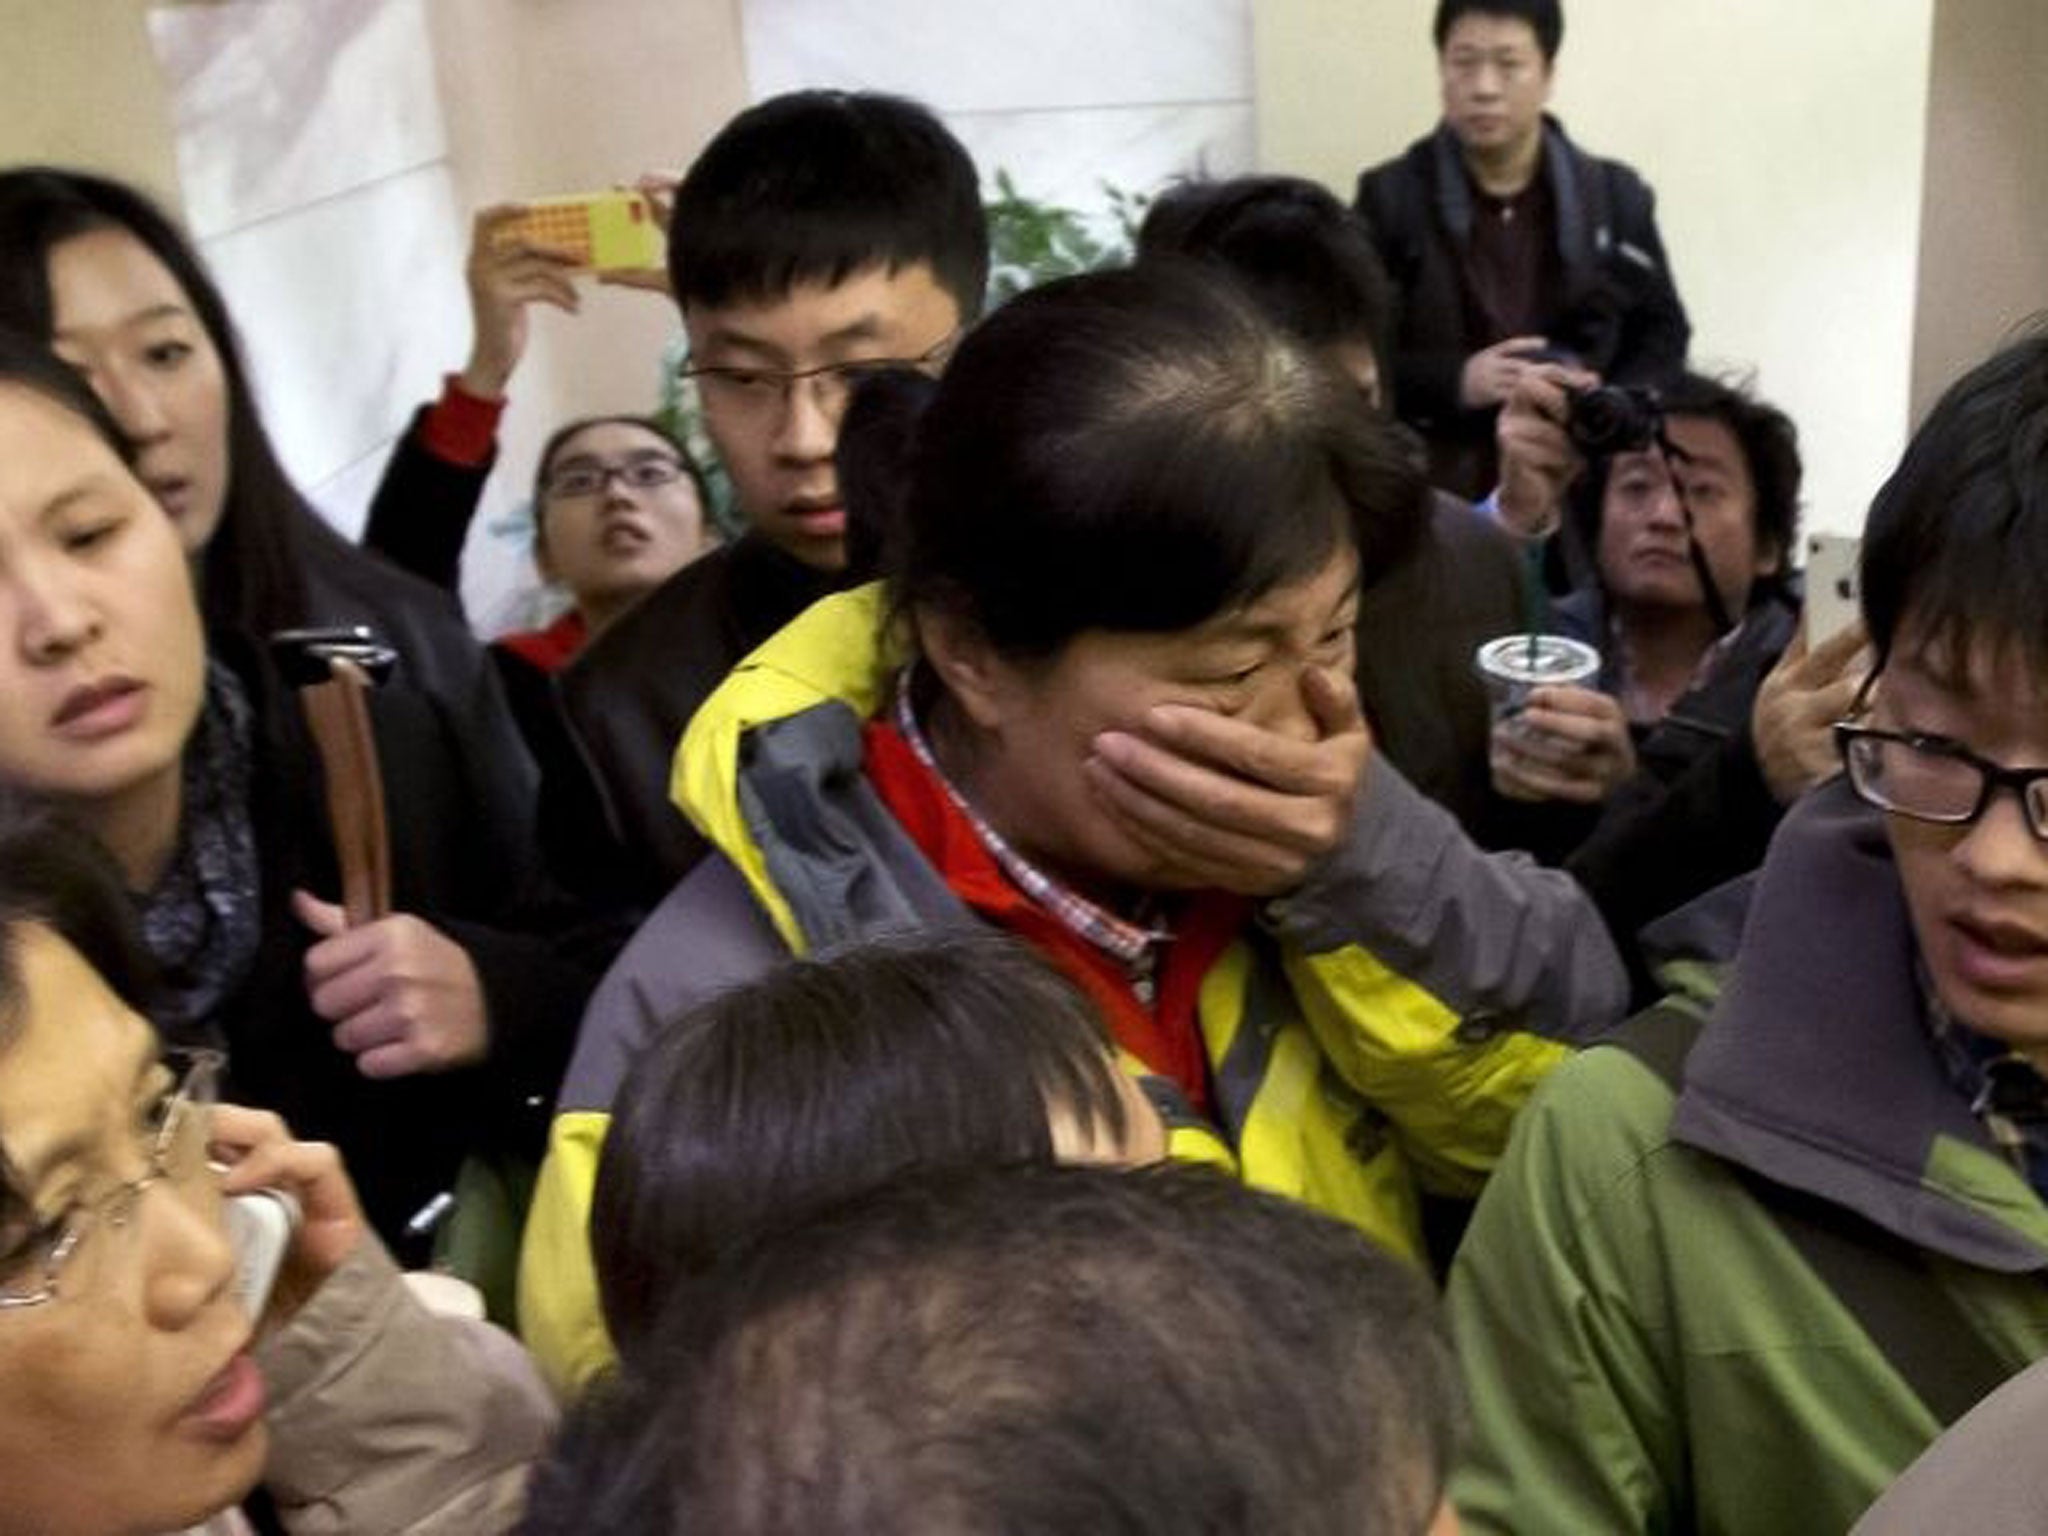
[1861, 326, 2048, 683]
[525, 1163, 1463, 1536]
[0, 167, 336, 639]
[0, 810, 158, 1244]
[1434, 0, 1563, 59]
[872, 263, 1429, 660]
[1572, 370, 1802, 597]
[835, 368, 936, 582]
[667, 91, 989, 322]
[0, 324, 136, 466]
[530, 413, 706, 542]
[1136, 175, 1397, 392]
[590, 930, 1132, 1357]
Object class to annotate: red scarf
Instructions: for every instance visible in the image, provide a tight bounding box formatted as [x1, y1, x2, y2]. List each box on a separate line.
[863, 720, 1243, 1114]
[494, 609, 588, 674]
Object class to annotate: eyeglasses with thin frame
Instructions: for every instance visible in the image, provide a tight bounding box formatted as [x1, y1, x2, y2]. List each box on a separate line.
[0, 1049, 223, 1310]
[1834, 723, 2048, 841]
[679, 327, 961, 423]
[541, 456, 687, 502]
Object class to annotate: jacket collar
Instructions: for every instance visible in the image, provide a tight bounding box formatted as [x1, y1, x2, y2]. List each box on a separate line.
[1669, 779, 2048, 1270]
[1429, 113, 1591, 276]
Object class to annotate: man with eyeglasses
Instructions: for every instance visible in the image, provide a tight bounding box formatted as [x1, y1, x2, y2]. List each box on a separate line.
[537, 90, 985, 912]
[1446, 333, 2048, 1533]
[1354, 0, 1689, 497]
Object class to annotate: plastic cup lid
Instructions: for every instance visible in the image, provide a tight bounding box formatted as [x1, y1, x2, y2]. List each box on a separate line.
[1474, 634, 1602, 686]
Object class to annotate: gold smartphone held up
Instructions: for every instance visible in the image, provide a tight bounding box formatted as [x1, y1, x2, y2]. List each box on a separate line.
[492, 190, 665, 274]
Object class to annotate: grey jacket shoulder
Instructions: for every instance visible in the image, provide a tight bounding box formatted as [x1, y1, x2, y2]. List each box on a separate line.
[1264, 755, 1627, 1041]
[555, 853, 790, 1117]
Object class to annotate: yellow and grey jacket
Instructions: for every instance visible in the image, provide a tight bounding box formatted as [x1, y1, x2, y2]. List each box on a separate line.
[519, 587, 1627, 1394]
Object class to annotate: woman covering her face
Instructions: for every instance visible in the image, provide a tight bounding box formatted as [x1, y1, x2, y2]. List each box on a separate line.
[518, 263, 1631, 1393]
[0, 816, 551, 1536]
[0, 333, 598, 1251]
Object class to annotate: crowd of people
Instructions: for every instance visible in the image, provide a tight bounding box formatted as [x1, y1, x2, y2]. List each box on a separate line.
[2, 1, 2045, 1531]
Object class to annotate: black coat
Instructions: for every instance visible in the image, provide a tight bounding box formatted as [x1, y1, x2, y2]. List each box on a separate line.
[1354, 492, 1529, 839]
[1487, 583, 1800, 1004]
[1356, 117, 1691, 496]
[554, 533, 843, 908]
[193, 569, 608, 1251]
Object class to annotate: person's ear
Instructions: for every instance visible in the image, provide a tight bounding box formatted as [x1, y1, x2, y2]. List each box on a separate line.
[915, 604, 1015, 732]
[1755, 529, 1786, 579]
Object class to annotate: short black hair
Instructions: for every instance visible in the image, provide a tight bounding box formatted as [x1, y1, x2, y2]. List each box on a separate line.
[0, 167, 331, 639]
[835, 368, 936, 582]
[1434, 0, 1564, 59]
[1862, 326, 2048, 684]
[530, 413, 706, 545]
[1136, 175, 1397, 394]
[590, 930, 1132, 1358]
[870, 262, 1428, 661]
[667, 90, 989, 322]
[526, 1163, 1463, 1536]
[1572, 370, 1802, 593]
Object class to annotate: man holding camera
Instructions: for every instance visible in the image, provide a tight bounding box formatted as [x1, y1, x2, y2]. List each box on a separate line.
[1355, 0, 1690, 496]
[1485, 367, 1866, 1000]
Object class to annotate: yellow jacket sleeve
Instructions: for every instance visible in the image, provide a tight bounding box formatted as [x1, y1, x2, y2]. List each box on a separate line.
[516, 1110, 618, 1398]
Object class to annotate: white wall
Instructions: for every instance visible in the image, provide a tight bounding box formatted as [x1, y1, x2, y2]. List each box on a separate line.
[742, 0, 1255, 236]
[133, 0, 747, 632]
[1255, 0, 1938, 538]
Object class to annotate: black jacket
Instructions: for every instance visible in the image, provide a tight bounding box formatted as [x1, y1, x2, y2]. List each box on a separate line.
[555, 532, 843, 908]
[191, 597, 606, 1251]
[1355, 492, 1528, 838]
[1493, 582, 1800, 1002]
[1356, 116, 1690, 495]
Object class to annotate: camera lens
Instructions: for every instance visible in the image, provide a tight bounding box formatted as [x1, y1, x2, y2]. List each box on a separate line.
[1567, 386, 1660, 457]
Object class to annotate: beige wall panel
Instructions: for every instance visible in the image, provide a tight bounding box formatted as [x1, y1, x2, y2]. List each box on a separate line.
[1911, 0, 2048, 419]
[0, 0, 181, 204]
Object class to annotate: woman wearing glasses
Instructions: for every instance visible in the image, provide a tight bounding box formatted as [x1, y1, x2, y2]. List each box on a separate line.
[0, 816, 551, 1536]
[477, 418, 708, 767]
[1449, 334, 2048, 1535]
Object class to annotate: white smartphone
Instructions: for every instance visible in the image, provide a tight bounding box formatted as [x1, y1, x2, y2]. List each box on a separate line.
[1802, 532, 1862, 649]
[225, 1189, 300, 1319]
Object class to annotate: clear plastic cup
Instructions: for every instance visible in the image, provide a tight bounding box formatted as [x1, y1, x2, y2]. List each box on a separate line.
[1474, 635, 1603, 722]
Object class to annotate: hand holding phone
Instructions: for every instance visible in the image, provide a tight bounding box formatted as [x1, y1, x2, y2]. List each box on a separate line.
[225, 1189, 300, 1320]
[1802, 532, 1862, 649]
[209, 1103, 368, 1326]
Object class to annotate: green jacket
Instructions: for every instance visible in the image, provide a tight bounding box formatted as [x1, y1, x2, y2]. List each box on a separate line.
[1449, 782, 2048, 1535]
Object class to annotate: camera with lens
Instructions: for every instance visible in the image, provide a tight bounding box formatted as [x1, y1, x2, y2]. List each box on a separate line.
[1566, 384, 1663, 458]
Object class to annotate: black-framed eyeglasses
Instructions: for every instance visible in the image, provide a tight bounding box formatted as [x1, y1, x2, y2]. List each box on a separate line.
[1834, 723, 2048, 841]
[0, 1049, 222, 1310]
[679, 328, 961, 421]
[541, 456, 686, 502]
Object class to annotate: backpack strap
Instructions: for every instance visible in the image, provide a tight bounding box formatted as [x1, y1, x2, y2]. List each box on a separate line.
[1609, 1008, 2016, 1428]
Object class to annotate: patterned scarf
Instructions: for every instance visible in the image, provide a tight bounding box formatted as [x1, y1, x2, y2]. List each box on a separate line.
[135, 662, 262, 1049]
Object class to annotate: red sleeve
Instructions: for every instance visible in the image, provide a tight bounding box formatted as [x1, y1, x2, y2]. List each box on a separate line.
[416, 374, 507, 467]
